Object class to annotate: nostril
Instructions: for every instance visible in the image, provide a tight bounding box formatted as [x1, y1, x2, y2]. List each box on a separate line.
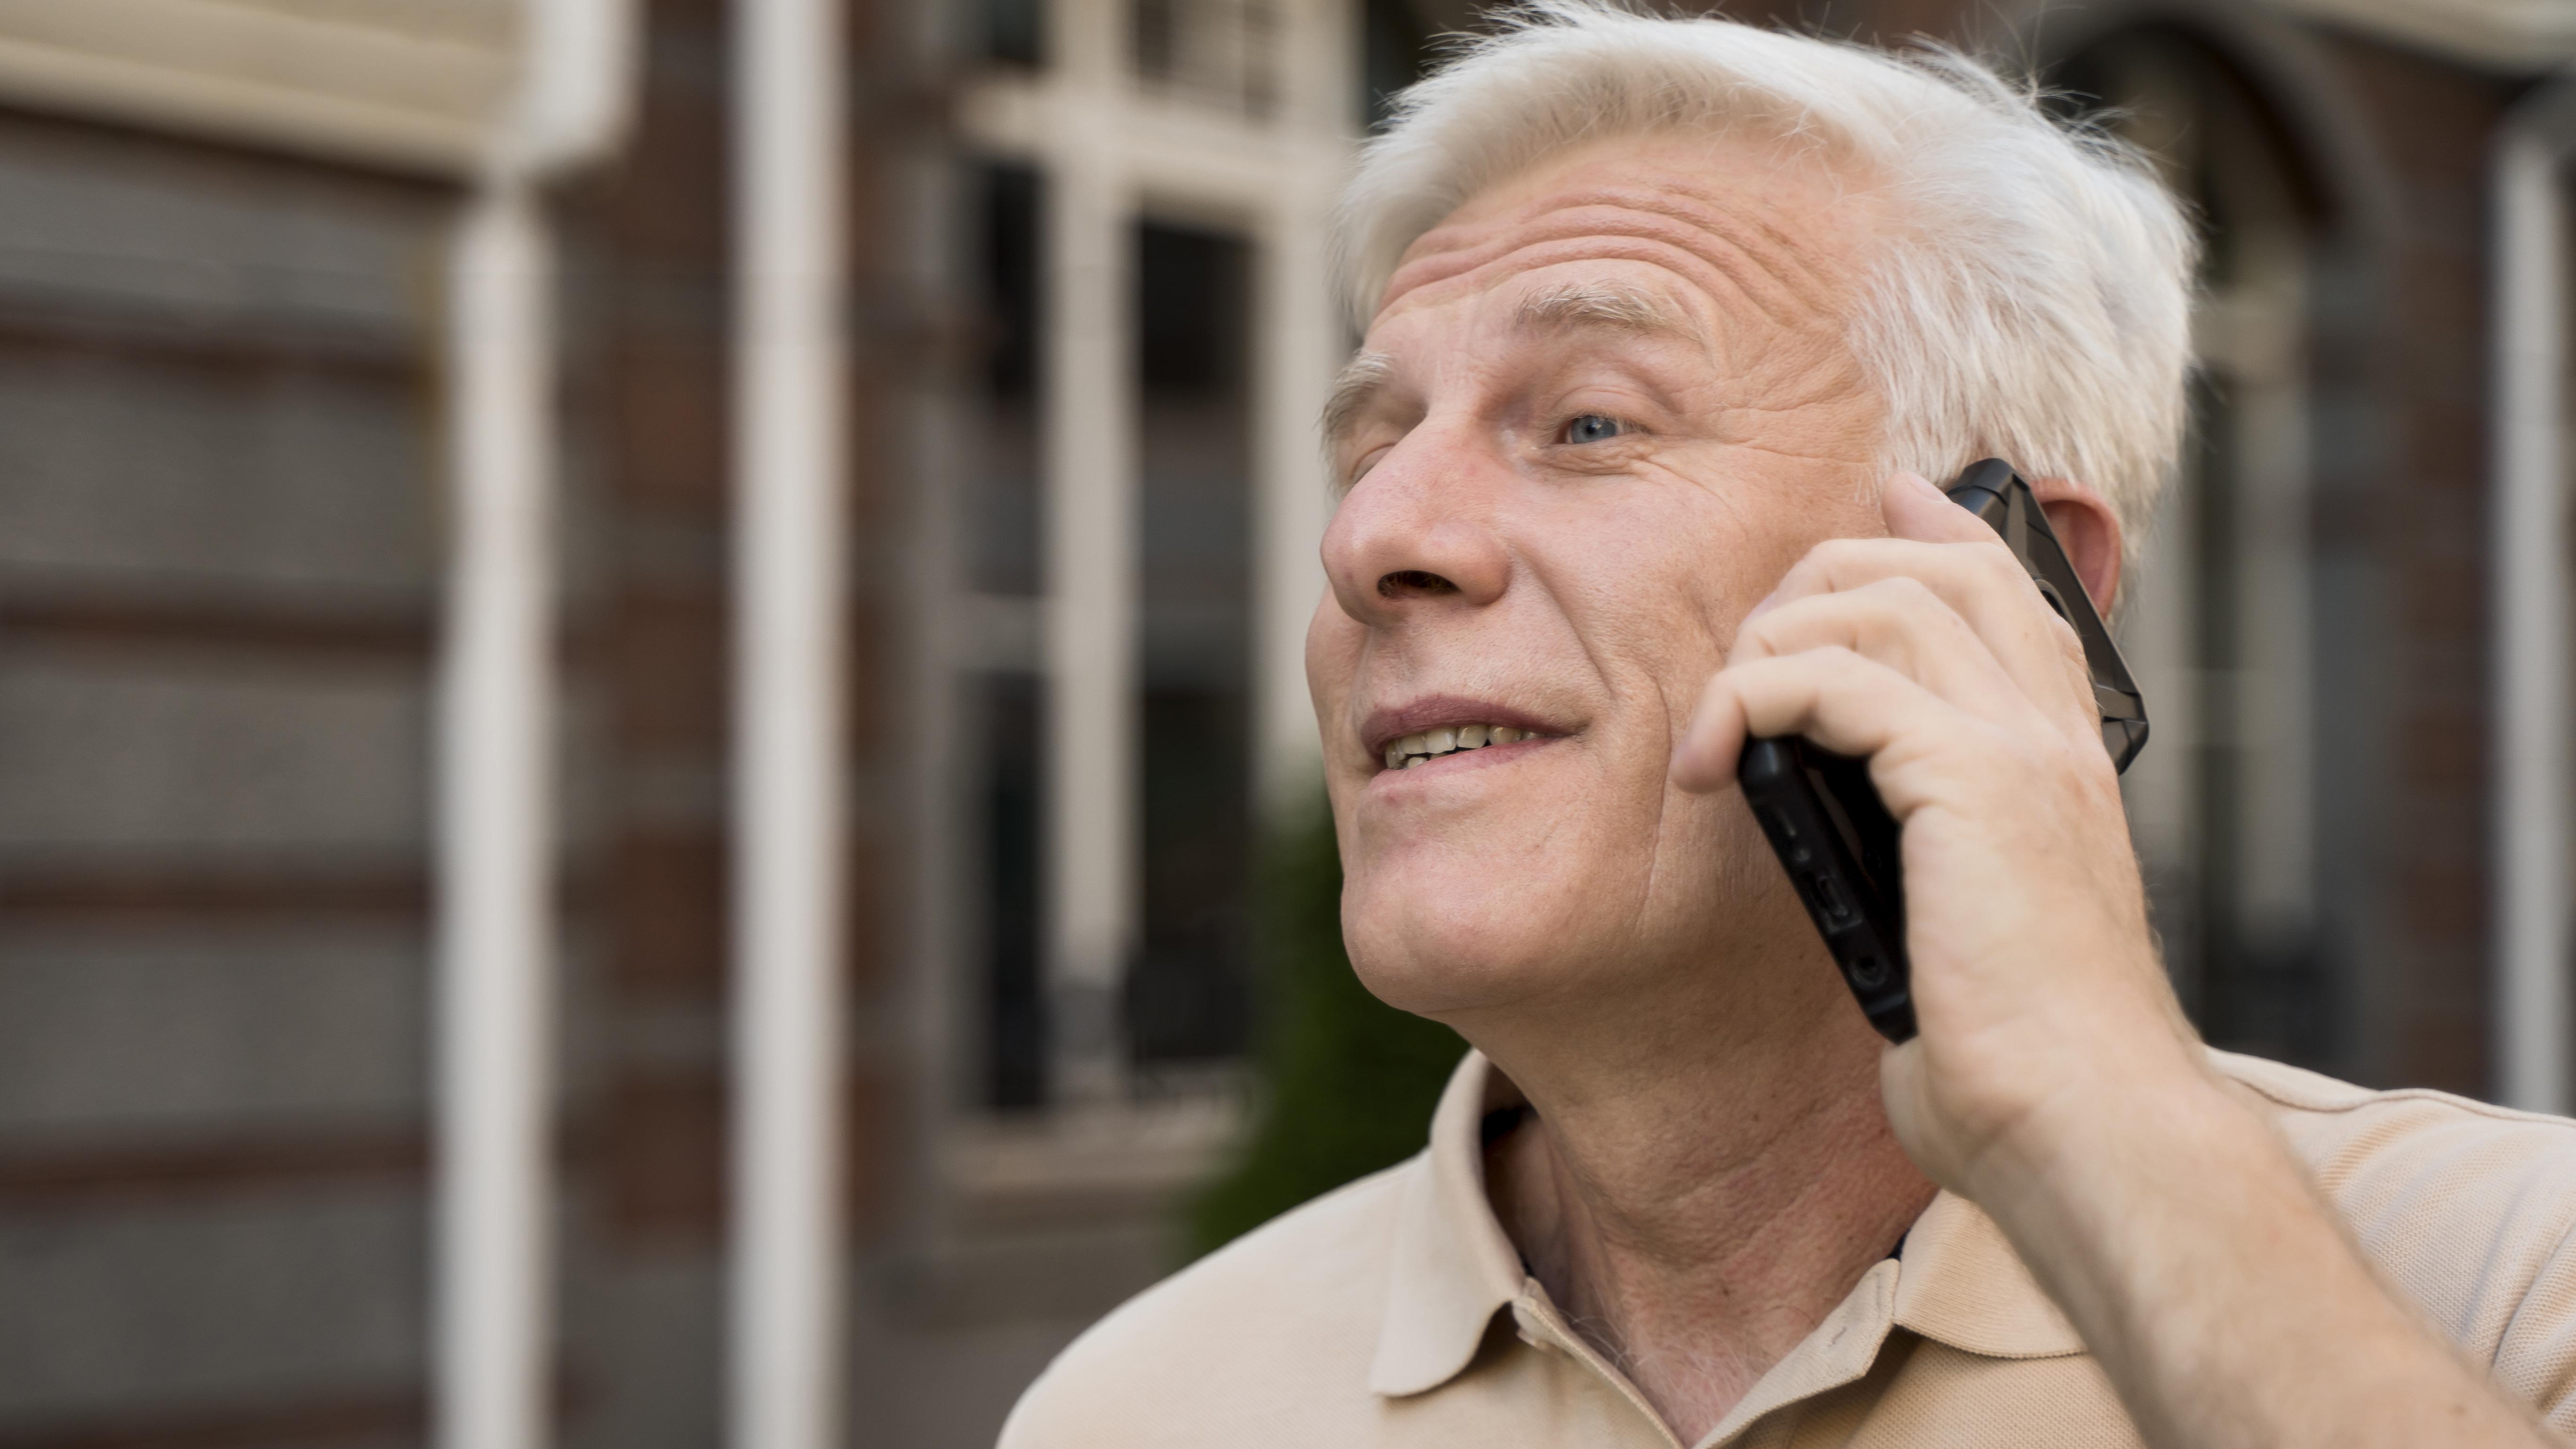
[1378, 569, 1458, 598]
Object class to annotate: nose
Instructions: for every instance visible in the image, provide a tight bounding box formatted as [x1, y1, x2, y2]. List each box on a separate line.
[1321, 425, 1512, 628]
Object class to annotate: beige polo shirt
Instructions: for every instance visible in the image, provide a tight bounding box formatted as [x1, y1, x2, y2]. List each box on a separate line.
[1000, 1049, 2576, 1447]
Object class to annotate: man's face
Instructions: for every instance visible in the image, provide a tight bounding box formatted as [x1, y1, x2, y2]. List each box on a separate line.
[1308, 129, 1891, 1021]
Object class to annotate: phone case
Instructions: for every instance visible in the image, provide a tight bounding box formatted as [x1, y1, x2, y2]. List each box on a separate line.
[1739, 460, 2150, 1043]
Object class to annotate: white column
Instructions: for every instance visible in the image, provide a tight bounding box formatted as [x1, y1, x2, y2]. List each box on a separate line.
[727, 0, 849, 1446]
[432, 180, 558, 1449]
[1043, 0, 1137, 1104]
[1253, 0, 1354, 816]
[2491, 119, 2572, 1115]
[1251, 183, 1340, 815]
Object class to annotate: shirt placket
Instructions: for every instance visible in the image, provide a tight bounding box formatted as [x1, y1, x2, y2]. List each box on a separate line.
[1507, 1259, 1904, 1449]
[1510, 1281, 1688, 1449]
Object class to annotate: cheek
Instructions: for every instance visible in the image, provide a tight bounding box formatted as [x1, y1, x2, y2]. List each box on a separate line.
[1534, 498, 1733, 708]
[1690, 463, 1881, 637]
[1333, 764, 1680, 1002]
[1302, 598, 1361, 731]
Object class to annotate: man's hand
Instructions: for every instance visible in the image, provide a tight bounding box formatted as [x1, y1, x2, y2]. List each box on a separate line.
[1668, 470, 2557, 1449]
[1669, 468, 2201, 1194]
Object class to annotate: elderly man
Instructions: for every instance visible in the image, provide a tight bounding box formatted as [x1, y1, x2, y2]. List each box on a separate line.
[1002, 7, 2576, 1447]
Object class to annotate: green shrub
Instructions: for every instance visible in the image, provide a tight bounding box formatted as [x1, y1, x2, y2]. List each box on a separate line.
[1186, 794, 1465, 1257]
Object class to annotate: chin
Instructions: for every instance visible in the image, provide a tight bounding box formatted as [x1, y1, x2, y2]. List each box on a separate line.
[1336, 844, 1632, 1020]
[1337, 790, 1824, 1032]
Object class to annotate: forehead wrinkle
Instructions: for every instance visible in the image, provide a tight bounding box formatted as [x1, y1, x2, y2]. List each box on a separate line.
[1638, 179, 1866, 313]
[1531, 175, 1864, 296]
[1385, 190, 1865, 344]
[1441, 227, 1812, 348]
[1549, 204, 1823, 337]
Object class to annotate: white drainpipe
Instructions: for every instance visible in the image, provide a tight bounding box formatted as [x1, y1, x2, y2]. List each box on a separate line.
[726, 0, 849, 1446]
[436, 178, 558, 1449]
[432, 6, 634, 1449]
[2491, 75, 2576, 1114]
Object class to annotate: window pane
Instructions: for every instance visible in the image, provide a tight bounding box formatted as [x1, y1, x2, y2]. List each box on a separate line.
[965, 162, 1045, 598]
[973, 671, 1048, 1109]
[1129, 0, 1278, 119]
[980, 0, 1044, 68]
[1363, 0, 1432, 131]
[1128, 221, 1253, 1067]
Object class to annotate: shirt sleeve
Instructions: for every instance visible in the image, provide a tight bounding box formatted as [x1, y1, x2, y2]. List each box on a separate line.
[2260, 1069, 2576, 1429]
[2330, 1106, 2576, 1430]
[2492, 1216, 2576, 1433]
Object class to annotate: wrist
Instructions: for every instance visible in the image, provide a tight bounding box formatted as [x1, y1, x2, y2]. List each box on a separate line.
[1957, 1039, 2247, 1226]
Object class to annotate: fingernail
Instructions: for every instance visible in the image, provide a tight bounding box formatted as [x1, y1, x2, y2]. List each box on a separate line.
[1667, 747, 1705, 790]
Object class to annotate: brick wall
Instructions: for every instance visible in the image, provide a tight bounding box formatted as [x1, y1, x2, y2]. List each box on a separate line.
[0, 110, 453, 1449]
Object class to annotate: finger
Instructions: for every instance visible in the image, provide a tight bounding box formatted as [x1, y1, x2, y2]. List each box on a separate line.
[1880, 469, 1993, 544]
[1731, 577, 2042, 730]
[1670, 646, 1981, 806]
[1887, 471, 2100, 740]
[1752, 534, 2097, 750]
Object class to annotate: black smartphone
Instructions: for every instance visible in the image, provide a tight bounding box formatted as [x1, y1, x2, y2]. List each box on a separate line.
[1738, 460, 2150, 1043]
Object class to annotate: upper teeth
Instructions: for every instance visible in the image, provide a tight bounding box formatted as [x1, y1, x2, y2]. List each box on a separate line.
[1384, 723, 1528, 770]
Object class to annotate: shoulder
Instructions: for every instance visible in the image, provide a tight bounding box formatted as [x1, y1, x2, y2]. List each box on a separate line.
[997, 1156, 1417, 1449]
[2214, 1050, 2576, 1417]
[2215, 1050, 2576, 1214]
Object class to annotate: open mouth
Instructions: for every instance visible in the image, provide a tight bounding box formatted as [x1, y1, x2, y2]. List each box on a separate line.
[1381, 723, 1534, 771]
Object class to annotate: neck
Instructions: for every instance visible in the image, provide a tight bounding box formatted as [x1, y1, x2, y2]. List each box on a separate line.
[1458, 945, 1934, 1443]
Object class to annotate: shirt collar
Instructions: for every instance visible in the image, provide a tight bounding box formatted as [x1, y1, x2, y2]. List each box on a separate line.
[1370, 1050, 2084, 1401]
[1890, 1189, 2086, 1358]
[1369, 1050, 1529, 1396]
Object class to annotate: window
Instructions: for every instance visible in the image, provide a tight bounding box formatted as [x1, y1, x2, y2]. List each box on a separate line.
[1131, 221, 1256, 1070]
[947, 0, 1350, 1123]
[2057, 33, 2330, 1067]
[962, 161, 1053, 1110]
[1133, 0, 1280, 118]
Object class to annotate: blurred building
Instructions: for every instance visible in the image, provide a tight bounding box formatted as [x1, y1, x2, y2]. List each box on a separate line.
[1, 0, 2574, 1446]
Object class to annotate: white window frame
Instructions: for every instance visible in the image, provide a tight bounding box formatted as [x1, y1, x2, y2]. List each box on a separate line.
[935, 0, 1353, 1184]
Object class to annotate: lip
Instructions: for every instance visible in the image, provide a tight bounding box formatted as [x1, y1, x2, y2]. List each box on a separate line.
[1360, 694, 1570, 760]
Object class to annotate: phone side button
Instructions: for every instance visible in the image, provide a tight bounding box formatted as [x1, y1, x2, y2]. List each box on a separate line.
[1810, 874, 1855, 927]
[1756, 805, 1811, 865]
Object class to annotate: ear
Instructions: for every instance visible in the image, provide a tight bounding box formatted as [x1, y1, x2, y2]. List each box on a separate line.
[2027, 478, 2122, 615]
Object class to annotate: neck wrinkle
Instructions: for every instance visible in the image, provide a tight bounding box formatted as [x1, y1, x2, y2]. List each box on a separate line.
[1463, 955, 1933, 1443]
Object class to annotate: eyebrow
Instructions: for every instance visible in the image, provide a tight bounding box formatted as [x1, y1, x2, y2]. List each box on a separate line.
[1511, 280, 1707, 345]
[1315, 284, 1706, 462]
[1319, 349, 1395, 456]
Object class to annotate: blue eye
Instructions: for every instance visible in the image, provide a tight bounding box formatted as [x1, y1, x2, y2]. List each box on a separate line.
[1563, 414, 1624, 445]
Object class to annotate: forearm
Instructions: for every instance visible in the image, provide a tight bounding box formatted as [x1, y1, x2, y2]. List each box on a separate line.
[1971, 1067, 2552, 1449]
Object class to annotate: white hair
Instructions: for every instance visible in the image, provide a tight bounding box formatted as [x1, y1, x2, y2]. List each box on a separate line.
[1336, 1, 2197, 565]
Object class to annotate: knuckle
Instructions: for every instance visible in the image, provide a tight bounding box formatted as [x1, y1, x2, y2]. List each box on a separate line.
[1793, 643, 1865, 677]
[2044, 611, 2087, 664]
[1866, 575, 1965, 639]
[1808, 537, 1867, 571]
[1889, 575, 1950, 623]
[1967, 540, 2024, 587]
[1970, 536, 2018, 569]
